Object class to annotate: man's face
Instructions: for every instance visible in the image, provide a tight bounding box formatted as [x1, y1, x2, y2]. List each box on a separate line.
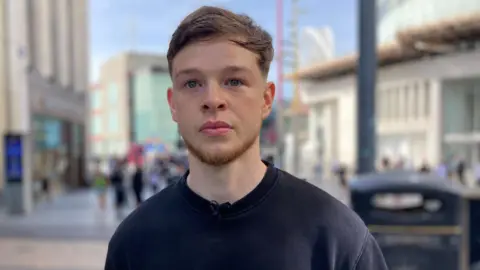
[167, 39, 275, 166]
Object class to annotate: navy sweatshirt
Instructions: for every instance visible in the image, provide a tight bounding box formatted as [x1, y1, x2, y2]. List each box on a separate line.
[105, 163, 388, 270]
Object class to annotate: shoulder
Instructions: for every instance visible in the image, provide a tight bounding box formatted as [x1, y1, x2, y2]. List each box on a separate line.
[275, 169, 365, 230]
[275, 169, 375, 268]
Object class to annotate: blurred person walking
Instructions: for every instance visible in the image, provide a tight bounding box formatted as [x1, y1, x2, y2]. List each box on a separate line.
[132, 166, 144, 207]
[381, 157, 391, 171]
[148, 159, 165, 194]
[419, 159, 431, 173]
[456, 158, 466, 185]
[474, 161, 480, 187]
[41, 175, 52, 202]
[93, 165, 109, 211]
[105, 6, 387, 270]
[110, 159, 127, 218]
[436, 160, 449, 179]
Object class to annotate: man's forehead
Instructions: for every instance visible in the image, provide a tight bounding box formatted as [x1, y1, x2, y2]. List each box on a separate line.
[171, 39, 260, 76]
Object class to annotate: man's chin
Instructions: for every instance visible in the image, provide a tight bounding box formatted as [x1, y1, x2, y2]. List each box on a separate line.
[186, 143, 244, 166]
[183, 134, 258, 166]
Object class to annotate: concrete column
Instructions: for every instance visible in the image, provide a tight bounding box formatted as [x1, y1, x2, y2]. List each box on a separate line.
[0, 1, 9, 192]
[5, 0, 34, 214]
[322, 104, 333, 176]
[398, 85, 405, 121]
[307, 106, 317, 144]
[418, 80, 427, 120]
[34, 0, 54, 78]
[427, 79, 443, 165]
[407, 84, 415, 121]
[54, 0, 69, 88]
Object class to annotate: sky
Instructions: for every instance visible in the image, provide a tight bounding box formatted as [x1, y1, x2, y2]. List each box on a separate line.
[90, 0, 357, 99]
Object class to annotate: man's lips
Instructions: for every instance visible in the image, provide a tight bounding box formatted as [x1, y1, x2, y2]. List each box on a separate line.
[200, 121, 232, 136]
[200, 121, 232, 131]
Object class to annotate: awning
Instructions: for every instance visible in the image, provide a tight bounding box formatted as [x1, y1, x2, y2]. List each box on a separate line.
[287, 12, 480, 81]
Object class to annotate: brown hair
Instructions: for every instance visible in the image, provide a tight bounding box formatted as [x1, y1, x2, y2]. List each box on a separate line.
[167, 6, 274, 78]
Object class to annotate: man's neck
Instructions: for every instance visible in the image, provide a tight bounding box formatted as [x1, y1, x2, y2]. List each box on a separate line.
[186, 144, 267, 204]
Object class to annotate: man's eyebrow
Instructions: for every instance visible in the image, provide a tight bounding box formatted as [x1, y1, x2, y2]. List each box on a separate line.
[174, 68, 201, 79]
[174, 66, 252, 79]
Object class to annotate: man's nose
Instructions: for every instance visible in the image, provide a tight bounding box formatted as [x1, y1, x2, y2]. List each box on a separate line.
[201, 84, 227, 111]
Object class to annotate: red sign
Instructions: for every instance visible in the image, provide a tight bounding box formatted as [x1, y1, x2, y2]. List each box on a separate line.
[127, 143, 144, 166]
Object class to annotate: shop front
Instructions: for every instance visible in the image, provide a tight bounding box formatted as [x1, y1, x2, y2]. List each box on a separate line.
[442, 78, 480, 167]
[32, 116, 86, 195]
[28, 72, 86, 199]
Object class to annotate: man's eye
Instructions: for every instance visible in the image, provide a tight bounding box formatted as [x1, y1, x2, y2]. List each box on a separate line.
[184, 80, 199, 89]
[225, 79, 243, 87]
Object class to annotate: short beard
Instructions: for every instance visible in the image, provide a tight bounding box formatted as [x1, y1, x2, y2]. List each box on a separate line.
[183, 132, 259, 167]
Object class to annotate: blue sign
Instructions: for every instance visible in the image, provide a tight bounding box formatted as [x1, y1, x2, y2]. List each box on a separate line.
[144, 143, 167, 154]
[4, 134, 23, 182]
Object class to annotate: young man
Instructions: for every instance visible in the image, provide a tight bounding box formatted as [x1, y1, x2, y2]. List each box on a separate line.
[105, 6, 387, 270]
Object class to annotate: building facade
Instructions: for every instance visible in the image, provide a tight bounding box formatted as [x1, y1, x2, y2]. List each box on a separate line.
[292, 12, 480, 181]
[132, 67, 177, 147]
[1, 0, 89, 211]
[89, 52, 170, 159]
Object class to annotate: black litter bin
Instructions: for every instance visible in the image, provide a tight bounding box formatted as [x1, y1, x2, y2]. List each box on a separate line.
[350, 171, 467, 270]
[464, 190, 480, 269]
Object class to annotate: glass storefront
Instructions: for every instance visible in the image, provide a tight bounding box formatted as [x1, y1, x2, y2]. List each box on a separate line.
[32, 115, 85, 197]
[443, 79, 480, 134]
[33, 116, 68, 198]
[442, 78, 480, 166]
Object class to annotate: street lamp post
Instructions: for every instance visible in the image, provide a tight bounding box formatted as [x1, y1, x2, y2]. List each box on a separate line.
[275, 0, 284, 169]
[356, 0, 377, 174]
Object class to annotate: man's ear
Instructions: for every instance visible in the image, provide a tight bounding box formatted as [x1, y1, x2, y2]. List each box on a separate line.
[262, 82, 276, 119]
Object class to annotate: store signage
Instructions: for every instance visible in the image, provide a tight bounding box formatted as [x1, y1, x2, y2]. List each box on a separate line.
[4, 133, 23, 183]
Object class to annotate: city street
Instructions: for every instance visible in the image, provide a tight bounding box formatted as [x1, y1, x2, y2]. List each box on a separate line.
[0, 178, 348, 270]
[0, 190, 125, 270]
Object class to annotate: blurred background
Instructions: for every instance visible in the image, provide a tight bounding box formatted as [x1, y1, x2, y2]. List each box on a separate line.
[0, 0, 480, 269]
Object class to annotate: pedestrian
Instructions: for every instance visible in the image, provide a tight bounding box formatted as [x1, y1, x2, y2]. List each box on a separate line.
[474, 162, 480, 187]
[149, 160, 163, 194]
[436, 160, 449, 179]
[337, 164, 347, 187]
[41, 175, 52, 202]
[93, 165, 108, 211]
[110, 160, 127, 219]
[419, 159, 431, 174]
[105, 6, 387, 270]
[456, 159, 466, 185]
[131, 166, 144, 207]
[381, 157, 390, 171]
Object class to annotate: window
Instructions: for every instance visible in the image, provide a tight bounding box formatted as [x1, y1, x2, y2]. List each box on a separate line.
[92, 141, 104, 156]
[91, 116, 102, 135]
[108, 111, 119, 132]
[412, 83, 419, 119]
[108, 83, 119, 105]
[392, 88, 400, 120]
[424, 81, 430, 117]
[384, 90, 391, 120]
[376, 91, 382, 120]
[90, 91, 102, 109]
[108, 140, 124, 155]
[404, 86, 410, 120]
